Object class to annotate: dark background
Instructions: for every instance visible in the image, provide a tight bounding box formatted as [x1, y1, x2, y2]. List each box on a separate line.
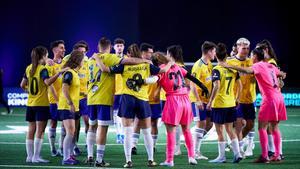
[0, 0, 298, 87]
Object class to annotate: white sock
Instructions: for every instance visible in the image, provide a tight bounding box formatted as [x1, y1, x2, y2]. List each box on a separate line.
[96, 144, 105, 163]
[232, 138, 241, 157]
[268, 134, 275, 152]
[194, 127, 204, 153]
[218, 141, 226, 158]
[63, 134, 73, 161]
[33, 138, 43, 159]
[248, 131, 255, 147]
[226, 133, 231, 145]
[48, 127, 56, 151]
[142, 128, 154, 161]
[239, 140, 244, 152]
[124, 126, 133, 162]
[175, 126, 181, 148]
[59, 127, 66, 151]
[152, 134, 158, 148]
[26, 139, 34, 159]
[132, 133, 140, 147]
[86, 131, 96, 158]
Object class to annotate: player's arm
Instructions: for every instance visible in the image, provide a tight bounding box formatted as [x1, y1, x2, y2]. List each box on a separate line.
[20, 73, 28, 91]
[207, 69, 221, 110]
[158, 61, 175, 73]
[221, 62, 254, 74]
[153, 85, 161, 102]
[190, 82, 204, 110]
[62, 72, 75, 113]
[185, 73, 209, 97]
[43, 67, 69, 86]
[235, 78, 242, 104]
[121, 57, 152, 65]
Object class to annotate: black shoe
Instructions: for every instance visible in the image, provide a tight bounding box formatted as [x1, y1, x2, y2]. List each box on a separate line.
[280, 154, 285, 160]
[147, 160, 157, 167]
[268, 151, 274, 158]
[84, 157, 94, 166]
[95, 160, 110, 167]
[124, 161, 133, 168]
[131, 147, 137, 155]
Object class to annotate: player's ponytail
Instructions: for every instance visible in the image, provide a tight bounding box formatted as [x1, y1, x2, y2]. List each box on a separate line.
[151, 52, 168, 66]
[63, 50, 84, 69]
[127, 44, 142, 58]
[30, 46, 48, 77]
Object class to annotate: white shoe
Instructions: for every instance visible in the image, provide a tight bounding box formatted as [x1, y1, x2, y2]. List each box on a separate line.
[195, 152, 208, 160]
[174, 146, 181, 156]
[160, 161, 174, 167]
[26, 157, 32, 163]
[209, 157, 226, 163]
[188, 157, 197, 165]
[244, 145, 253, 157]
[32, 157, 49, 163]
[240, 150, 246, 159]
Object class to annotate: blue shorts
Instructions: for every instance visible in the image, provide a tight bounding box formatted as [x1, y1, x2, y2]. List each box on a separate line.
[88, 105, 113, 126]
[79, 98, 88, 116]
[26, 106, 50, 122]
[59, 110, 80, 120]
[160, 100, 166, 109]
[150, 104, 162, 119]
[113, 95, 122, 113]
[192, 103, 212, 121]
[211, 107, 237, 124]
[118, 94, 151, 119]
[236, 103, 256, 120]
[50, 104, 61, 121]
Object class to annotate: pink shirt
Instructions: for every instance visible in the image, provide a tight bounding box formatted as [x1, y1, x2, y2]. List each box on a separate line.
[252, 61, 281, 99]
[158, 64, 189, 95]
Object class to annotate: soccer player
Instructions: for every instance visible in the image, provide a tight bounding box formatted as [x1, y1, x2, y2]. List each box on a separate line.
[94, 44, 171, 168]
[190, 41, 216, 160]
[149, 45, 209, 167]
[131, 43, 154, 155]
[63, 41, 89, 156]
[87, 38, 152, 167]
[20, 46, 67, 163]
[58, 51, 84, 165]
[256, 40, 285, 159]
[221, 48, 287, 163]
[207, 43, 243, 163]
[47, 40, 66, 156]
[113, 38, 126, 144]
[227, 38, 256, 157]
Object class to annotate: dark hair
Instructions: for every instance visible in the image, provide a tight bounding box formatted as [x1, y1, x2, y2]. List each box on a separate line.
[127, 44, 142, 58]
[167, 45, 184, 64]
[63, 51, 84, 69]
[30, 46, 48, 77]
[50, 40, 65, 50]
[252, 48, 264, 61]
[257, 39, 278, 62]
[151, 52, 168, 66]
[98, 37, 111, 51]
[140, 43, 154, 52]
[216, 43, 227, 61]
[114, 38, 125, 45]
[201, 41, 217, 54]
[73, 40, 89, 51]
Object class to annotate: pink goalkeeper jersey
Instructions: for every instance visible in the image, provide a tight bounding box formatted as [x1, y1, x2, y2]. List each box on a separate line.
[158, 64, 189, 95]
[252, 61, 281, 99]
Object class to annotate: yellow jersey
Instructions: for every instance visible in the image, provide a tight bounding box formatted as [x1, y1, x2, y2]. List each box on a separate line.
[58, 69, 80, 111]
[87, 53, 122, 105]
[110, 63, 161, 101]
[211, 65, 239, 108]
[227, 57, 256, 103]
[115, 55, 127, 95]
[148, 83, 160, 104]
[63, 54, 89, 100]
[189, 58, 213, 103]
[24, 64, 50, 106]
[46, 62, 63, 104]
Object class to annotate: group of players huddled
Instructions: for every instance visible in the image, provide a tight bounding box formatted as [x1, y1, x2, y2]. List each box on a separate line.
[21, 37, 287, 167]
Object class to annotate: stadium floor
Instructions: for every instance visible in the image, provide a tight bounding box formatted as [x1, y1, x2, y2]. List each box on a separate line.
[0, 107, 299, 169]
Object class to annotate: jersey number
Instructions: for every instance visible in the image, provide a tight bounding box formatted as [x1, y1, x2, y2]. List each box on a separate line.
[225, 77, 232, 95]
[30, 77, 39, 95]
[270, 71, 278, 88]
[89, 64, 102, 83]
[169, 70, 186, 90]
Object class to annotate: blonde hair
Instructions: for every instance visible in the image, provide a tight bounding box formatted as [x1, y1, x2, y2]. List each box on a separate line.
[236, 37, 250, 46]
